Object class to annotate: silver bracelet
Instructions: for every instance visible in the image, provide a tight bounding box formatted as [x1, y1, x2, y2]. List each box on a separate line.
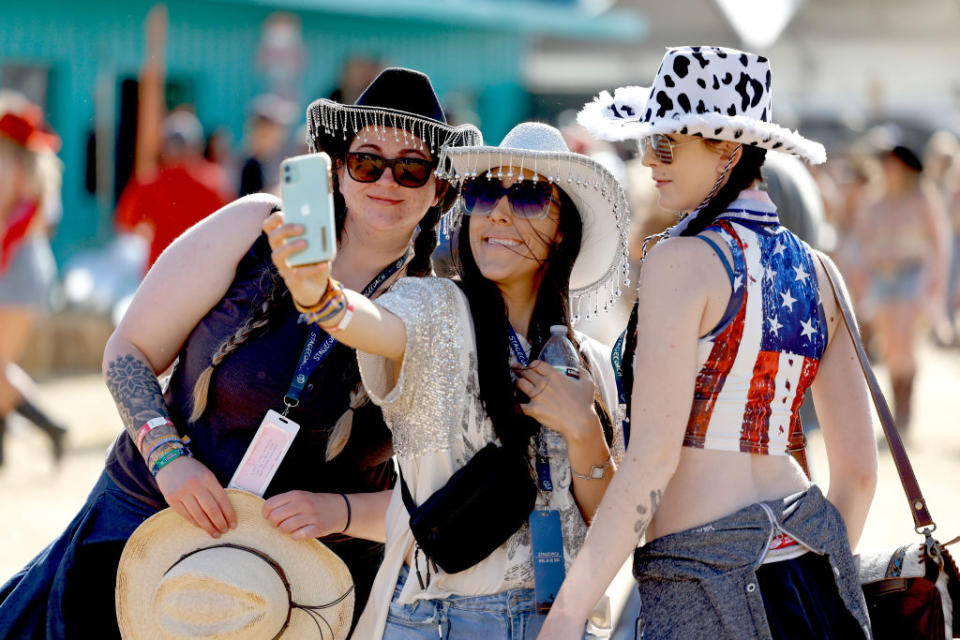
[570, 452, 613, 480]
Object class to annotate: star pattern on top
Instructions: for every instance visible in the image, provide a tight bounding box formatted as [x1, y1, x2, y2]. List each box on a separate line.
[768, 314, 783, 337]
[780, 289, 797, 312]
[800, 318, 818, 339]
[794, 264, 810, 284]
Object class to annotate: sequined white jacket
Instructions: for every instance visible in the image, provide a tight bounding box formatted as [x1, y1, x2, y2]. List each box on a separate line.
[354, 277, 619, 638]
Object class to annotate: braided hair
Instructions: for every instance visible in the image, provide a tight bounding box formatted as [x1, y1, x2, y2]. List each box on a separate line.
[189, 142, 451, 460]
[620, 142, 767, 437]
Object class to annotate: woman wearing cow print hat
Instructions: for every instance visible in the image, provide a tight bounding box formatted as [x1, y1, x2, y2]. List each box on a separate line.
[539, 47, 876, 639]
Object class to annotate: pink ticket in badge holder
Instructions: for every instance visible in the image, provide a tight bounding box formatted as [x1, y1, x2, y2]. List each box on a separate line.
[228, 409, 299, 496]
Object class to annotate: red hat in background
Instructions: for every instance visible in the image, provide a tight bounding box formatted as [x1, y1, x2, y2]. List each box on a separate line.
[0, 105, 61, 153]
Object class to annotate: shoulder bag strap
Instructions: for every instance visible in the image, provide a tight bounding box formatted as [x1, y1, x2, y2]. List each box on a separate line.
[814, 250, 936, 532]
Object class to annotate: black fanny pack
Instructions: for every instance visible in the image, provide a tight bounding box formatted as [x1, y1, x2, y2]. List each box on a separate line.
[399, 442, 537, 584]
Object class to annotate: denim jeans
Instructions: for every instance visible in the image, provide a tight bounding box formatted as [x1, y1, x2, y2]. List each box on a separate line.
[0, 471, 157, 640]
[383, 565, 544, 640]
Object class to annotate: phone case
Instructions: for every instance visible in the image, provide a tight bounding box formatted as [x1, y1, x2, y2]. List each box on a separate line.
[280, 152, 337, 266]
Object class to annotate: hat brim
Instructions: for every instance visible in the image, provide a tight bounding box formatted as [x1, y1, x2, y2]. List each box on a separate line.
[116, 490, 354, 640]
[578, 90, 826, 165]
[441, 146, 628, 299]
[307, 99, 481, 157]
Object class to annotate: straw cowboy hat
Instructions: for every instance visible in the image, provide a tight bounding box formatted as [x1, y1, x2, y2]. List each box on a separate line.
[116, 490, 354, 640]
[438, 122, 631, 322]
[578, 46, 826, 164]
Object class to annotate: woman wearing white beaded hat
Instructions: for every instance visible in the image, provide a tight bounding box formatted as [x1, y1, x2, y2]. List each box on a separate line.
[540, 47, 876, 639]
[263, 121, 629, 638]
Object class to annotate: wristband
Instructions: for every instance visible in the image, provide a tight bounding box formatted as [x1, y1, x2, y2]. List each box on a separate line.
[151, 446, 191, 477]
[136, 417, 174, 451]
[293, 277, 341, 314]
[144, 436, 183, 462]
[326, 304, 355, 333]
[338, 493, 352, 534]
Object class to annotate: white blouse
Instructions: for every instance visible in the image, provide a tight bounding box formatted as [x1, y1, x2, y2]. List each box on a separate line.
[353, 277, 620, 639]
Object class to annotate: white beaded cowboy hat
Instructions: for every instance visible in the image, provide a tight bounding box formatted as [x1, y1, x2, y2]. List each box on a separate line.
[439, 122, 631, 322]
[116, 490, 354, 640]
[578, 46, 826, 164]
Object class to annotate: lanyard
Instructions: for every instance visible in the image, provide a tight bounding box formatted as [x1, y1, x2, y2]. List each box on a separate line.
[508, 325, 554, 492]
[282, 252, 409, 414]
[611, 329, 627, 405]
[611, 328, 632, 446]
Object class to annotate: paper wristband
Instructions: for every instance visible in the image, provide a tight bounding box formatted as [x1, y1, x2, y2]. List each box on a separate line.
[326, 304, 355, 333]
[136, 417, 175, 451]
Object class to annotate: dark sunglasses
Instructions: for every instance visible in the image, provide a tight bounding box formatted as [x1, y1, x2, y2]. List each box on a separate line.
[640, 134, 701, 164]
[345, 152, 435, 188]
[460, 176, 559, 220]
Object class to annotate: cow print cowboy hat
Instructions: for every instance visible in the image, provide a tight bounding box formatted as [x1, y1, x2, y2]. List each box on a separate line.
[578, 46, 826, 165]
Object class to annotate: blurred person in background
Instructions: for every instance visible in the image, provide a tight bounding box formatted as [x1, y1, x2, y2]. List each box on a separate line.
[0, 67, 480, 640]
[114, 109, 231, 273]
[853, 144, 950, 431]
[0, 91, 67, 468]
[238, 93, 297, 196]
[327, 55, 384, 105]
[925, 130, 960, 342]
[821, 155, 879, 317]
[203, 124, 239, 197]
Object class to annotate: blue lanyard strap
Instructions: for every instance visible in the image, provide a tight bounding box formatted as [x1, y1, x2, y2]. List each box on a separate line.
[509, 325, 554, 492]
[611, 329, 627, 405]
[507, 325, 531, 368]
[282, 252, 409, 413]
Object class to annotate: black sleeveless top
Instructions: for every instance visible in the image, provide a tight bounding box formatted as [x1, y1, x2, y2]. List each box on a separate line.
[105, 234, 394, 604]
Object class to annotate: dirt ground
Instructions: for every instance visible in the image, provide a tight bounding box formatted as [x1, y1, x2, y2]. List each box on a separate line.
[2, 342, 959, 582]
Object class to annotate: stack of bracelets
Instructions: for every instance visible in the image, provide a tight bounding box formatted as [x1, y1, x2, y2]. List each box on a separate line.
[136, 416, 192, 477]
[294, 277, 355, 332]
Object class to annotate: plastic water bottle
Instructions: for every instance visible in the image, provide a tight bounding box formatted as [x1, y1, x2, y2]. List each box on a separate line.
[538, 325, 579, 377]
[537, 325, 581, 450]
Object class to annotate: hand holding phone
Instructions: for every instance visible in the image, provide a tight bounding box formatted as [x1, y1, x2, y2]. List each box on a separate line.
[280, 153, 337, 266]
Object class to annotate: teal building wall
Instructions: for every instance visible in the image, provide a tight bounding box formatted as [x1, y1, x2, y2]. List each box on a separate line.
[1, 0, 640, 263]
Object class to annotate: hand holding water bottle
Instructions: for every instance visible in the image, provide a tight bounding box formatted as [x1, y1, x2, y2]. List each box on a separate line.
[514, 326, 600, 444]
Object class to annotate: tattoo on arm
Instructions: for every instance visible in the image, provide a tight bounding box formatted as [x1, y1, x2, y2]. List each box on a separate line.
[105, 354, 177, 449]
[633, 489, 663, 541]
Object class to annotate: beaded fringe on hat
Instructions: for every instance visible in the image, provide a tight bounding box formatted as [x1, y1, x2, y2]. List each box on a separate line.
[307, 102, 481, 157]
[437, 149, 632, 324]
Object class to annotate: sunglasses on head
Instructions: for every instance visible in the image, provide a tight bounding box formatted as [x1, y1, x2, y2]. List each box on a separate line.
[640, 134, 701, 164]
[460, 176, 559, 220]
[345, 152, 435, 188]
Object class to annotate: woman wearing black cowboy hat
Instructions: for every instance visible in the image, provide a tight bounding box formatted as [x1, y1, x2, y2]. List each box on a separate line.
[0, 67, 480, 639]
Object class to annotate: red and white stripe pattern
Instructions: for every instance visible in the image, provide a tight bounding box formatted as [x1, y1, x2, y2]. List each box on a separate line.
[684, 193, 827, 456]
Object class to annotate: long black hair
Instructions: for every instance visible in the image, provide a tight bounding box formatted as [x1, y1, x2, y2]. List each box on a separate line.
[454, 185, 612, 467]
[620, 143, 767, 440]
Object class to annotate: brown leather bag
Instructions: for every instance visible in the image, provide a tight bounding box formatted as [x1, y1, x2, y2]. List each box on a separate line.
[817, 251, 960, 639]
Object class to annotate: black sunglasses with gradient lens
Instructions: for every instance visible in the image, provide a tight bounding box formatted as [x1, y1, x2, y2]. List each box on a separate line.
[639, 133, 700, 164]
[345, 152, 435, 188]
[460, 176, 557, 220]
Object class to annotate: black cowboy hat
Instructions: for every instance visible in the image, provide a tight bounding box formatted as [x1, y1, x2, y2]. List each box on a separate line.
[306, 67, 481, 158]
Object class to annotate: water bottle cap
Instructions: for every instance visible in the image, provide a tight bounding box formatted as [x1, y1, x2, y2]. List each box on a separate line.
[549, 325, 567, 335]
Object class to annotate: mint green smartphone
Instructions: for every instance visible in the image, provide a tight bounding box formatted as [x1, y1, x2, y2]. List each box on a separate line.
[280, 152, 337, 266]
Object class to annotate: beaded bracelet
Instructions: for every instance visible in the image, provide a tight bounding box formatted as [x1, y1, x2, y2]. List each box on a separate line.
[151, 446, 191, 477]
